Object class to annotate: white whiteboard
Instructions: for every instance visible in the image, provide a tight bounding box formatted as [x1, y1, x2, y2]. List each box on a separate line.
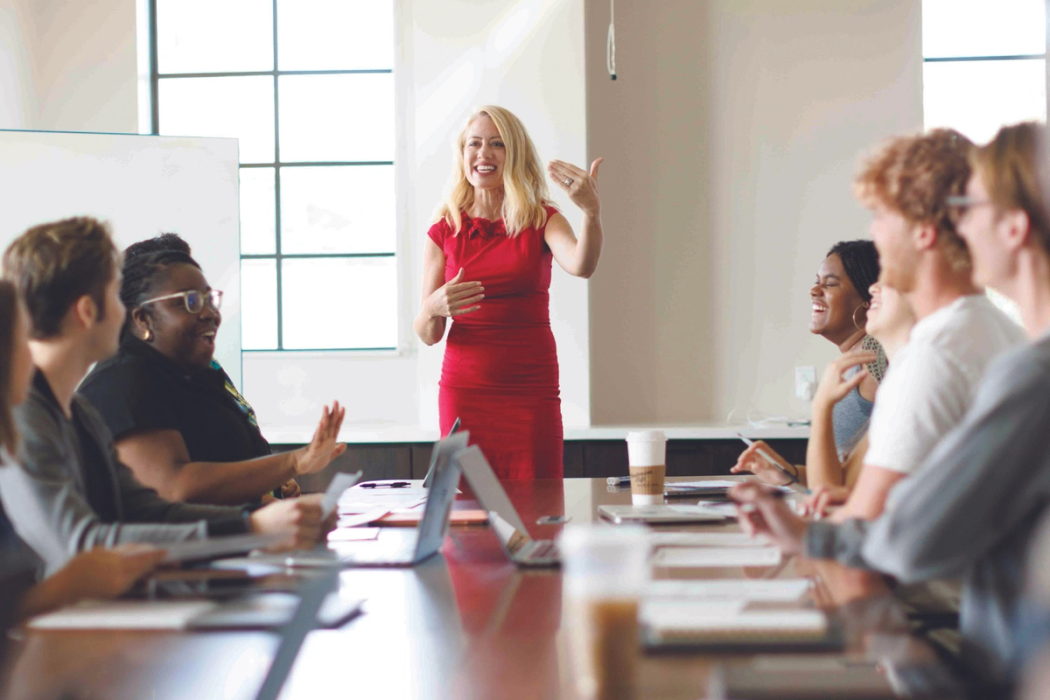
[0, 130, 242, 387]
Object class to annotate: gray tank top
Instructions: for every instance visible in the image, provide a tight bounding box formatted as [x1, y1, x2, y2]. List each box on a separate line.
[831, 336, 887, 461]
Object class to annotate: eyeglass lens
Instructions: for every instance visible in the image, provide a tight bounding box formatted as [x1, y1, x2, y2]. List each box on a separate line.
[183, 290, 222, 314]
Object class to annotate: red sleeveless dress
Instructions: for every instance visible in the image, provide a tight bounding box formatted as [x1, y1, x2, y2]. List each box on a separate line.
[427, 206, 563, 480]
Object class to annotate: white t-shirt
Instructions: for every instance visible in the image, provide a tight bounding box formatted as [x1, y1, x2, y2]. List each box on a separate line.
[864, 294, 1025, 474]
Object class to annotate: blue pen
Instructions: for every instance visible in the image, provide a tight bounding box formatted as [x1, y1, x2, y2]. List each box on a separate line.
[606, 476, 632, 487]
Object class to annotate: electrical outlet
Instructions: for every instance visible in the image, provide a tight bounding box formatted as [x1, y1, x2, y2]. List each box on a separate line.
[795, 366, 817, 401]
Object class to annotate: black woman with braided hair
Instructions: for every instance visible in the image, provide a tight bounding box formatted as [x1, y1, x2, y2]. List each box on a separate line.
[79, 234, 347, 506]
[731, 239, 890, 495]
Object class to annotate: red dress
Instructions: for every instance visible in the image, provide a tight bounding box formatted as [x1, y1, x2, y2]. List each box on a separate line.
[427, 206, 563, 480]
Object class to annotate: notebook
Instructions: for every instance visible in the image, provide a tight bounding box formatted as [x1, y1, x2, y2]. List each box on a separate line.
[650, 546, 783, 568]
[646, 578, 812, 602]
[641, 600, 842, 652]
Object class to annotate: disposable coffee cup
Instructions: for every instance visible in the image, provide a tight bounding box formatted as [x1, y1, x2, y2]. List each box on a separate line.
[559, 525, 649, 700]
[626, 430, 666, 505]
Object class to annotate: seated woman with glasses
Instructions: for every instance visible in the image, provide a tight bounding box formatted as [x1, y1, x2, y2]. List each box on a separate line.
[79, 235, 347, 506]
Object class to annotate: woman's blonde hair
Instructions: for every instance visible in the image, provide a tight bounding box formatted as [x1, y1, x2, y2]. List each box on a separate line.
[435, 105, 554, 237]
[970, 121, 1050, 256]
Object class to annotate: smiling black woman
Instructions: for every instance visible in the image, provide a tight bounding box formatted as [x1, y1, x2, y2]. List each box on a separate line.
[79, 234, 347, 506]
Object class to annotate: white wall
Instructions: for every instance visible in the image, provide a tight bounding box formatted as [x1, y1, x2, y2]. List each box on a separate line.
[0, 0, 35, 129]
[587, 0, 924, 424]
[0, 0, 138, 133]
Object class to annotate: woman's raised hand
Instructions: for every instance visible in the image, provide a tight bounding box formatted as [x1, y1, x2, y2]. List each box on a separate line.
[812, 352, 877, 412]
[293, 402, 348, 476]
[423, 268, 484, 319]
[729, 440, 794, 486]
[549, 158, 603, 217]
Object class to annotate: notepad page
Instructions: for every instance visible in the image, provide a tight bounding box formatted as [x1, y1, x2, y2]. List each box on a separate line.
[642, 601, 828, 641]
[646, 578, 811, 602]
[651, 546, 782, 568]
[648, 532, 770, 548]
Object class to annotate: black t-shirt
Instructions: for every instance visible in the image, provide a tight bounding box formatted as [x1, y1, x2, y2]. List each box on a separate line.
[80, 337, 272, 465]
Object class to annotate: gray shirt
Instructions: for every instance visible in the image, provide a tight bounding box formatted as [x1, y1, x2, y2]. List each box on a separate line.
[806, 333, 1050, 681]
[0, 372, 250, 576]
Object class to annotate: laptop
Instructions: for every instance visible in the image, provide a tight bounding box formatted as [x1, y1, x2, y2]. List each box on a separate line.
[422, 417, 464, 488]
[455, 445, 560, 568]
[258, 434, 465, 568]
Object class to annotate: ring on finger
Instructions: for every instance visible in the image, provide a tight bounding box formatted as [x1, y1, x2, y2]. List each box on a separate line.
[563, 178, 573, 187]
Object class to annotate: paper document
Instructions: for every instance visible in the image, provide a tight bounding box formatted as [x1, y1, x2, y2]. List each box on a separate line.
[648, 532, 769, 548]
[336, 510, 389, 528]
[339, 495, 426, 514]
[651, 546, 782, 568]
[327, 527, 381, 542]
[321, 472, 364, 516]
[646, 578, 811, 602]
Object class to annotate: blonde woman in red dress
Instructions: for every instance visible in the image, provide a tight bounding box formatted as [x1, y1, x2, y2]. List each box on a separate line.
[414, 105, 604, 480]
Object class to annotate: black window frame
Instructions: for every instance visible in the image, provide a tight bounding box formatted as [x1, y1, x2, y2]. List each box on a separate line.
[148, 0, 397, 352]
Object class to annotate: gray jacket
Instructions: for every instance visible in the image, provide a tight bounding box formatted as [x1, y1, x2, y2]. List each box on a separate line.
[0, 374, 249, 575]
[807, 334, 1050, 680]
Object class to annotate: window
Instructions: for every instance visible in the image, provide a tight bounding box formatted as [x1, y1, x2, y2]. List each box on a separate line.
[922, 0, 1047, 143]
[150, 0, 397, 351]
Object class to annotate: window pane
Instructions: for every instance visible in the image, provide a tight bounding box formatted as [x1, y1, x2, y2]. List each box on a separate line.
[923, 59, 1046, 143]
[280, 166, 395, 254]
[239, 168, 276, 254]
[277, 0, 394, 71]
[159, 76, 275, 164]
[278, 74, 394, 162]
[157, 0, 274, 73]
[281, 257, 397, 349]
[922, 0, 1045, 58]
[241, 258, 279, 349]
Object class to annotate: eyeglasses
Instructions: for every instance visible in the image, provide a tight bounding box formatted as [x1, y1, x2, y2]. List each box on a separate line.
[139, 289, 223, 315]
[946, 195, 995, 209]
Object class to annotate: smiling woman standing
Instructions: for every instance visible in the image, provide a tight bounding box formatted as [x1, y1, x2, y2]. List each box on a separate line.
[79, 235, 347, 505]
[415, 105, 604, 480]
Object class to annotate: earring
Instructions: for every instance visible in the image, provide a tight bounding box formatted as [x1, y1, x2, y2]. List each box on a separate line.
[852, 304, 868, 331]
[143, 329, 153, 342]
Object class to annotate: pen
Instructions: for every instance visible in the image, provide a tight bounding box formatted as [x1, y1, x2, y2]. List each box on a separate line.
[606, 476, 632, 486]
[360, 482, 411, 489]
[735, 433, 808, 492]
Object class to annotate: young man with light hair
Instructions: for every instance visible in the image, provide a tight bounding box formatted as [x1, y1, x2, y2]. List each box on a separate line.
[0, 217, 326, 574]
[735, 122, 1050, 692]
[739, 128, 1023, 519]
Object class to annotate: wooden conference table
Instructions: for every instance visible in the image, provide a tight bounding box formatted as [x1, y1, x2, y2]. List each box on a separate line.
[2, 476, 944, 700]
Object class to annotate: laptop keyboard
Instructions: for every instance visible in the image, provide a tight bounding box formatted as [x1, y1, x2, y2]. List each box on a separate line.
[526, 540, 559, 560]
